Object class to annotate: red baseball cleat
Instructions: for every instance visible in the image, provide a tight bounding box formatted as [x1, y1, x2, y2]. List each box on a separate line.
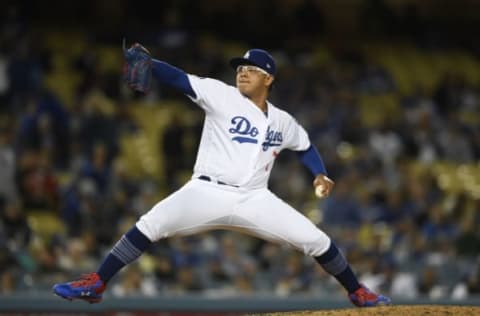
[349, 284, 392, 307]
[53, 272, 106, 303]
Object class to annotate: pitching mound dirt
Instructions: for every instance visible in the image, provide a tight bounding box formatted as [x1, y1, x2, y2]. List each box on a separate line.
[261, 305, 480, 316]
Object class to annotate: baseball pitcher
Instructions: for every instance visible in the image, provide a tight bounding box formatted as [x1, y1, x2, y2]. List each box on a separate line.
[53, 43, 391, 307]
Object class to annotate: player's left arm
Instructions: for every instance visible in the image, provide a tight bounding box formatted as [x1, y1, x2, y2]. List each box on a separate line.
[151, 59, 196, 98]
[123, 41, 196, 98]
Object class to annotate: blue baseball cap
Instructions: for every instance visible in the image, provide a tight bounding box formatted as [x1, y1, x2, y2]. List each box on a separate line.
[230, 49, 276, 76]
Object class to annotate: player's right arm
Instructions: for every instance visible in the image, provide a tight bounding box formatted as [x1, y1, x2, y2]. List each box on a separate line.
[282, 112, 334, 198]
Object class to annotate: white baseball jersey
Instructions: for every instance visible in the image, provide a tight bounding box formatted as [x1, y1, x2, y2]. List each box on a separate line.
[187, 74, 311, 189]
[136, 74, 331, 258]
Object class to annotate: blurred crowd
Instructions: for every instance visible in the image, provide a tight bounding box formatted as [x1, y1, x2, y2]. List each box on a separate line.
[1, 0, 480, 301]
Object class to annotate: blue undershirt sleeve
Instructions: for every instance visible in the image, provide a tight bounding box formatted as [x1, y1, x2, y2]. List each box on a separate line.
[151, 59, 196, 98]
[297, 145, 328, 176]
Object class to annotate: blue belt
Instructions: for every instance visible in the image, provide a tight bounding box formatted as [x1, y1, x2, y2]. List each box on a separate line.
[198, 175, 239, 188]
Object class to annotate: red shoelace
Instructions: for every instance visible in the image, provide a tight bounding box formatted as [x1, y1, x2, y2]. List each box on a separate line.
[355, 286, 378, 301]
[70, 273, 99, 287]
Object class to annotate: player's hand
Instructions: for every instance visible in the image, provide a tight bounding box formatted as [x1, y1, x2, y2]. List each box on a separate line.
[123, 39, 152, 93]
[313, 174, 334, 199]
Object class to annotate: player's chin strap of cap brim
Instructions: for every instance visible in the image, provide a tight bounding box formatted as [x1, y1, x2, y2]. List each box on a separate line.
[198, 175, 239, 188]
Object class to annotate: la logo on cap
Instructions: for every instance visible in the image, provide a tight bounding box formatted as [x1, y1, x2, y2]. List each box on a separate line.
[244, 52, 250, 58]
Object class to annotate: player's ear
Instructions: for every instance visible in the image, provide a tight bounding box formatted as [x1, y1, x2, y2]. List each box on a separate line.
[265, 75, 274, 87]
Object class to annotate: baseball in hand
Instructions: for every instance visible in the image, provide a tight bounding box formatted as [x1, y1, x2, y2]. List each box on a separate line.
[315, 185, 326, 198]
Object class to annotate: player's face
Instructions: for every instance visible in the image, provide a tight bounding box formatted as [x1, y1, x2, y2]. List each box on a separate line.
[236, 65, 273, 96]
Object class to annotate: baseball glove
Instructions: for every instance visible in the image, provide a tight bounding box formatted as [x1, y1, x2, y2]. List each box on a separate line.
[123, 39, 152, 93]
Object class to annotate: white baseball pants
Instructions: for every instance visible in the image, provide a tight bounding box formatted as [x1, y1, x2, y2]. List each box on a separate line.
[136, 179, 331, 257]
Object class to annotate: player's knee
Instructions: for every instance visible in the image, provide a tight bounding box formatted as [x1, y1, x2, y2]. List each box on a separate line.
[135, 218, 154, 241]
[136, 216, 164, 242]
[301, 235, 331, 257]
